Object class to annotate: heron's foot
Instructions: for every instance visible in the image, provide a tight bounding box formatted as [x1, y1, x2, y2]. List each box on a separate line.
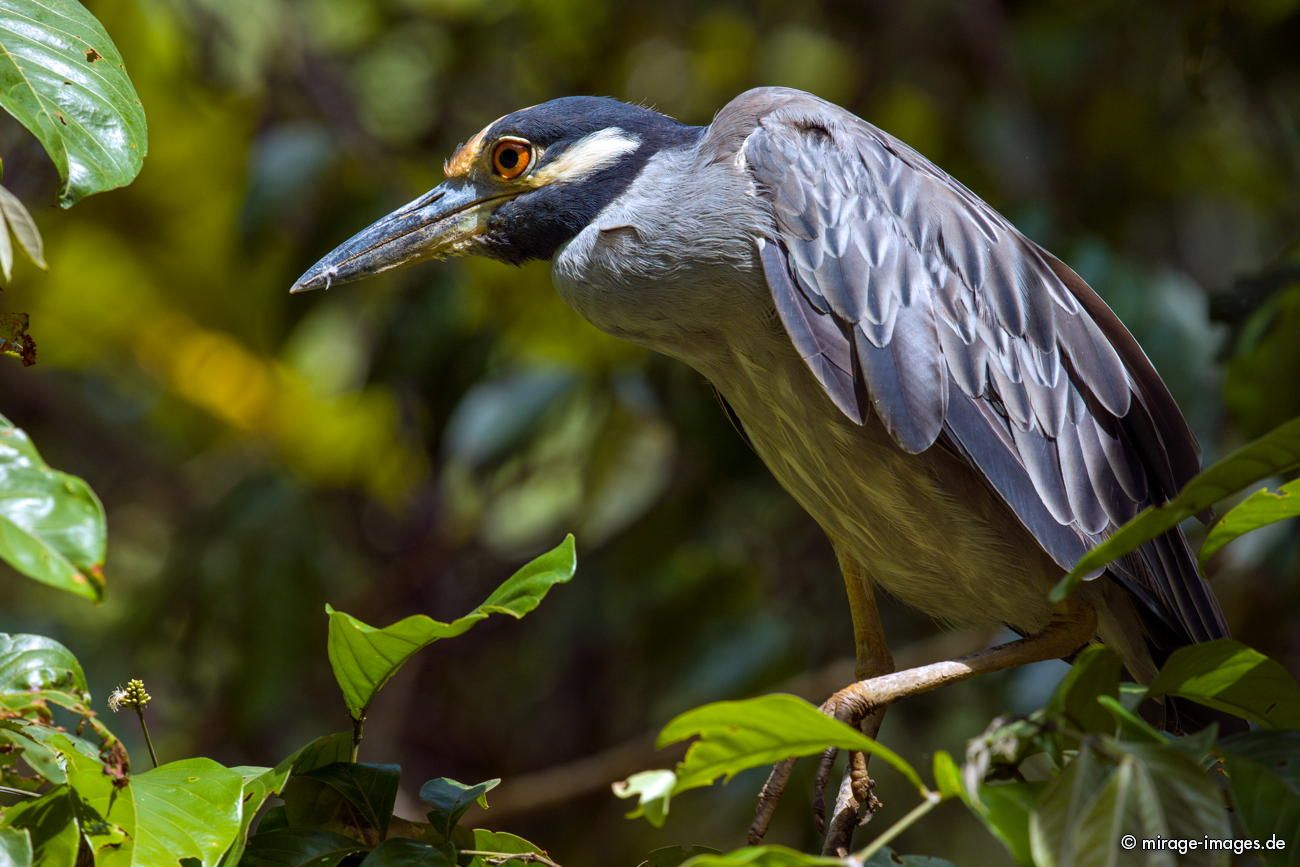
[814, 687, 887, 855]
[748, 680, 888, 846]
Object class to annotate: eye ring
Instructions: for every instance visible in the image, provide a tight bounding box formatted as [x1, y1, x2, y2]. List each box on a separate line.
[491, 138, 534, 180]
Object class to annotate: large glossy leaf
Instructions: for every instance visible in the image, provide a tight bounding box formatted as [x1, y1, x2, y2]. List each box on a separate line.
[0, 0, 147, 206]
[1053, 417, 1300, 602]
[1199, 478, 1300, 567]
[1146, 639, 1300, 729]
[0, 416, 107, 600]
[0, 633, 88, 704]
[130, 758, 245, 867]
[326, 534, 575, 718]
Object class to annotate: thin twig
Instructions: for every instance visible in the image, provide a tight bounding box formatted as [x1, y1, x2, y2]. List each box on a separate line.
[486, 629, 988, 821]
[749, 757, 796, 843]
[351, 713, 366, 763]
[0, 785, 38, 799]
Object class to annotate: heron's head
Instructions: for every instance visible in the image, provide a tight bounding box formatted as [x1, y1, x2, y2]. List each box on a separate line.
[291, 97, 701, 293]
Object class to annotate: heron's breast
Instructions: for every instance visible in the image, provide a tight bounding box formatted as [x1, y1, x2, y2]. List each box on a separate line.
[715, 338, 1057, 633]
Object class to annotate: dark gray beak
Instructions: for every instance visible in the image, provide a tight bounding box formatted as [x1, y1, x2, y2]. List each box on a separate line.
[290, 179, 509, 293]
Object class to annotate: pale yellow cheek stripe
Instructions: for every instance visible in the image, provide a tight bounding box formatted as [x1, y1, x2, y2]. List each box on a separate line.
[530, 129, 641, 184]
[444, 124, 641, 184]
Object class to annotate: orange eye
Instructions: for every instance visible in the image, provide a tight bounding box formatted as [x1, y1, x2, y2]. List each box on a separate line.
[491, 138, 533, 179]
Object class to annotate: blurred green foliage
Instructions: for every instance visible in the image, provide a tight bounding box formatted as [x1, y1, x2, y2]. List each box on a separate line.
[0, 0, 1297, 863]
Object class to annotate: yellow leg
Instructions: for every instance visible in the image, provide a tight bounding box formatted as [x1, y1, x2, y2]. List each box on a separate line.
[820, 552, 893, 854]
[750, 551, 893, 847]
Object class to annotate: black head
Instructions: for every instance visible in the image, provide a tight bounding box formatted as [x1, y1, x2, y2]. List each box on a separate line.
[291, 97, 701, 292]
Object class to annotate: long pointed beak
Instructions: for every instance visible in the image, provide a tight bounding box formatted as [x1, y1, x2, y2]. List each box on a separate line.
[290, 180, 509, 293]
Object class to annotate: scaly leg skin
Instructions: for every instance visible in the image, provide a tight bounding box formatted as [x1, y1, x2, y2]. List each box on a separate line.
[750, 594, 1098, 850]
[749, 553, 893, 848]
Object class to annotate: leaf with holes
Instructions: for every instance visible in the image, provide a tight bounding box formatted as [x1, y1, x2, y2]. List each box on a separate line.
[130, 759, 245, 867]
[0, 417, 107, 600]
[0, 0, 147, 205]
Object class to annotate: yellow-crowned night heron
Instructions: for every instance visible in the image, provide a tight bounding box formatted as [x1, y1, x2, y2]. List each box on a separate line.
[293, 88, 1232, 846]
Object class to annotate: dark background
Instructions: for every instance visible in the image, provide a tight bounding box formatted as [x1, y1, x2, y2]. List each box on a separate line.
[1, 0, 1297, 862]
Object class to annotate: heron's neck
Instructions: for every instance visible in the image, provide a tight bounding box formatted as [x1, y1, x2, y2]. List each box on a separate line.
[551, 146, 770, 371]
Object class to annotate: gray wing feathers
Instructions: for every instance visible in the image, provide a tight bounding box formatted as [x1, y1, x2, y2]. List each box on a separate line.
[735, 89, 1227, 648]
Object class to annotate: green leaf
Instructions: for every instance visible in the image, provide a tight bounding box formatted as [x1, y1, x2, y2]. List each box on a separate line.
[657, 694, 927, 795]
[240, 828, 366, 867]
[219, 732, 354, 867]
[1, 788, 79, 867]
[1095, 695, 1165, 744]
[977, 782, 1043, 866]
[418, 776, 499, 839]
[63, 739, 134, 864]
[0, 0, 147, 206]
[930, 751, 965, 803]
[1053, 416, 1300, 602]
[282, 763, 400, 844]
[1200, 478, 1300, 567]
[359, 839, 456, 866]
[1046, 645, 1122, 735]
[0, 827, 32, 867]
[1029, 739, 1229, 867]
[0, 185, 45, 283]
[612, 769, 677, 828]
[0, 633, 88, 703]
[464, 829, 547, 866]
[679, 846, 845, 866]
[326, 534, 576, 718]
[0, 416, 107, 600]
[1222, 743, 1300, 866]
[130, 758, 245, 867]
[1221, 730, 1300, 793]
[638, 845, 722, 867]
[676, 847, 950, 867]
[1147, 639, 1300, 729]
